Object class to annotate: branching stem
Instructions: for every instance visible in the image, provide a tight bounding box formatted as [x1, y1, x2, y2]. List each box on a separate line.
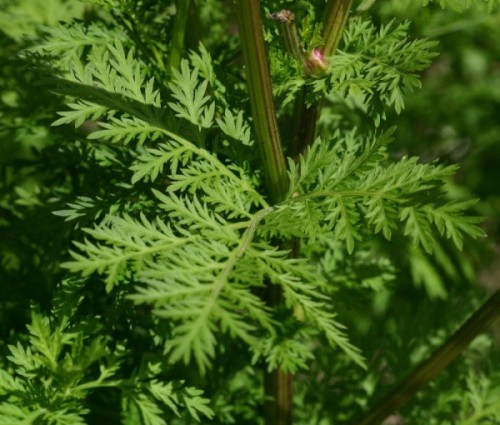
[290, 0, 354, 158]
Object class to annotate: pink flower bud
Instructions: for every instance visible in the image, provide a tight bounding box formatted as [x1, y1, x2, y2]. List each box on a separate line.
[308, 48, 328, 72]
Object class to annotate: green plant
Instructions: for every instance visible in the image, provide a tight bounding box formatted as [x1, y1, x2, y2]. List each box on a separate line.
[1, 1, 499, 424]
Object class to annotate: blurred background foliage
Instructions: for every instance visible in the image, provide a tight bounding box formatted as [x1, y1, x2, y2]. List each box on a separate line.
[321, 1, 500, 423]
[0, 0, 499, 424]
[0, 0, 88, 338]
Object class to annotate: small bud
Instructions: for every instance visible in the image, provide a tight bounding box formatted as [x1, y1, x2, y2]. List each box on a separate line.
[307, 48, 328, 74]
[269, 9, 295, 24]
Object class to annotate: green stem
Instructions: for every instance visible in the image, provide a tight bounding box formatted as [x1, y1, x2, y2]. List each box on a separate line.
[289, 88, 320, 159]
[350, 289, 500, 425]
[168, 0, 191, 74]
[270, 10, 309, 73]
[235, 3, 291, 425]
[185, 0, 203, 51]
[356, 0, 377, 13]
[322, 0, 354, 57]
[290, 0, 353, 158]
[235, 0, 288, 204]
[265, 364, 293, 425]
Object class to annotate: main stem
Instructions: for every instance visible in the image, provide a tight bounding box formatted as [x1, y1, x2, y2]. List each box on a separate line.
[350, 289, 500, 425]
[235, 0, 288, 204]
[234, 2, 291, 424]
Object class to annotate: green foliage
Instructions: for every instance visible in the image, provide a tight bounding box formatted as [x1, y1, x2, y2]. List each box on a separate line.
[421, 0, 500, 12]
[265, 129, 484, 253]
[272, 17, 438, 121]
[0, 0, 85, 41]
[168, 60, 216, 130]
[1, 0, 498, 424]
[0, 309, 212, 424]
[324, 19, 438, 116]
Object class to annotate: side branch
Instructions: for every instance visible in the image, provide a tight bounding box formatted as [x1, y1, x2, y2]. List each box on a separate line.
[350, 289, 500, 425]
[322, 0, 354, 57]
